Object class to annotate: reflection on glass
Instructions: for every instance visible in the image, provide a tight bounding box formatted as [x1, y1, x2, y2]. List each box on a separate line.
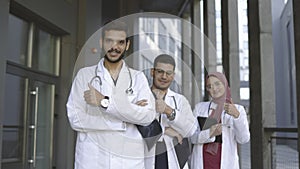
[31, 81, 54, 169]
[7, 14, 29, 65]
[2, 74, 26, 161]
[32, 28, 58, 75]
[2, 74, 54, 169]
[7, 14, 60, 75]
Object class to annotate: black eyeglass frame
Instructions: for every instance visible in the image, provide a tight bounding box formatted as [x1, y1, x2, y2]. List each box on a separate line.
[153, 68, 174, 76]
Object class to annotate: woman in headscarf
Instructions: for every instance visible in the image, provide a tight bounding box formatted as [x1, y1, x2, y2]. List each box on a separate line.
[190, 72, 250, 169]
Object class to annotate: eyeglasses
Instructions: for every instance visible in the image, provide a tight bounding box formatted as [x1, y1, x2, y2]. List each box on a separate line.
[206, 81, 222, 90]
[154, 68, 174, 76]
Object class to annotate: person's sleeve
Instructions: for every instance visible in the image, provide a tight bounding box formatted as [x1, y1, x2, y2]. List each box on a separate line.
[190, 128, 215, 144]
[105, 72, 156, 126]
[66, 69, 126, 132]
[232, 105, 250, 144]
[190, 103, 215, 144]
[168, 96, 197, 137]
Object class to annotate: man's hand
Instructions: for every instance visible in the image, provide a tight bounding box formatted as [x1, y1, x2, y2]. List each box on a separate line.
[135, 99, 148, 107]
[84, 83, 104, 106]
[152, 89, 167, 113]
[152, 89, 165, 99]
[165, 127, 183, 144]
[155, 99, 166, 113]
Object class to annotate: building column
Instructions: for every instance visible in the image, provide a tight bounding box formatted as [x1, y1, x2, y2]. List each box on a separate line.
[120, 0, 140, 16]
[203, 0, 217, 73]
[0, 0, 9, 167]
[119, 0, 141, 68]
[221, 0, 242, 167]
[192, 0, 204, 104]
[182, 14, 193, 104]
[248, 0, 276, 168]
[221, 0, 240, 102]
[77, 0, 102, 50]
[292, 0, 300, 166]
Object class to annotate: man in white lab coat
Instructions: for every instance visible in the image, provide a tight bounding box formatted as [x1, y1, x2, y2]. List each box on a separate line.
[66, 21, 156, 169]
[146, 54, 197, 169]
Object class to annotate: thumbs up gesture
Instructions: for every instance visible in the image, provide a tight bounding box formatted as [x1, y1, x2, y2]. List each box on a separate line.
[84, 83, 104, 106]
[224, 102, 240, 118]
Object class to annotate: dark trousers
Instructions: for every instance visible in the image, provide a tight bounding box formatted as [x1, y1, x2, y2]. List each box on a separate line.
[155, 140, 169, 169]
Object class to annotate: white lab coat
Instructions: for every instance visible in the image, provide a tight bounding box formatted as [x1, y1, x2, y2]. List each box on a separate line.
[67, 59, 156, 169]
[145, 89, 197, 169]
[190, 102, 250, 169]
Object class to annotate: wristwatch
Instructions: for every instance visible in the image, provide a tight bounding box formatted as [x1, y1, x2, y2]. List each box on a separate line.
[167, 109, 176, 121]
[100, 96, 110, 109]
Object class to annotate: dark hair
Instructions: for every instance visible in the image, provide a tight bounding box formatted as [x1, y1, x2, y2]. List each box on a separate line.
[154, 54, 176, 70]
[102, 20, 129, 42]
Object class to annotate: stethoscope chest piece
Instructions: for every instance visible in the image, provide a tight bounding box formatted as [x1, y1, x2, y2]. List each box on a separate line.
[125, 87, 133, 95]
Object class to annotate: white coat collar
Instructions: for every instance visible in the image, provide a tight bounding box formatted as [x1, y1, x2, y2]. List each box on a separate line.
[96, 58, 128, 79]
[165, 88, 176, 98]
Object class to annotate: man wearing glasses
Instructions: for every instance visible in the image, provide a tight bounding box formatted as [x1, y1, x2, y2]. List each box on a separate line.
[146, 54, 197, 169]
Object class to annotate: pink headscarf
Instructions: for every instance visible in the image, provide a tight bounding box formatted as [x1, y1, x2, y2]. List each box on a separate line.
[206, 72, 232, 123]
[204, 72, 232, 156]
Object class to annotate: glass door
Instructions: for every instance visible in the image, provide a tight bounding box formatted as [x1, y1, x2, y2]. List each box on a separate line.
[1, 74, 27, 169]
[2, 74, 55, 169]
[2, 13, 60, 169]
[26, 80, 54, 169]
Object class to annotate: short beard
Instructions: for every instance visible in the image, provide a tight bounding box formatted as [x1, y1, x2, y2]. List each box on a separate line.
[152, 81, 169, 91]
[104, 53, 125, 63]
[103, 50, 126, 63]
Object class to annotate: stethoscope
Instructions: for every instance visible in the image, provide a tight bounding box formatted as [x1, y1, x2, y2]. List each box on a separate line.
[89, 64, 134, 94]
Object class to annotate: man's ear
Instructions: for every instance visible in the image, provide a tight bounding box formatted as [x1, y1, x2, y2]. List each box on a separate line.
[150, 68, 154, 77]
[125, 40, 130, 51]
[99, 38, 103, 49]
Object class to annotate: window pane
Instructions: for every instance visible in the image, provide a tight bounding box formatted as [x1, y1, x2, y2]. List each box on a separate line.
[2, 74, 26, 161]
[158, 20, 167, 50]
[32, 27, 59, 75]
[240, 87, 250, 100]
[7, 14, 29, 65]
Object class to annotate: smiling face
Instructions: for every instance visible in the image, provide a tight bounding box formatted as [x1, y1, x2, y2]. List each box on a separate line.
[151, 62, 175, 92]
[206, 76, 225, 99]
[101, 30, 130, 63]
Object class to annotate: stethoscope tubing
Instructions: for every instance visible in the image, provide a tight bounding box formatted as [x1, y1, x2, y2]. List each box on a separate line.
[90, 64, 133, 95]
